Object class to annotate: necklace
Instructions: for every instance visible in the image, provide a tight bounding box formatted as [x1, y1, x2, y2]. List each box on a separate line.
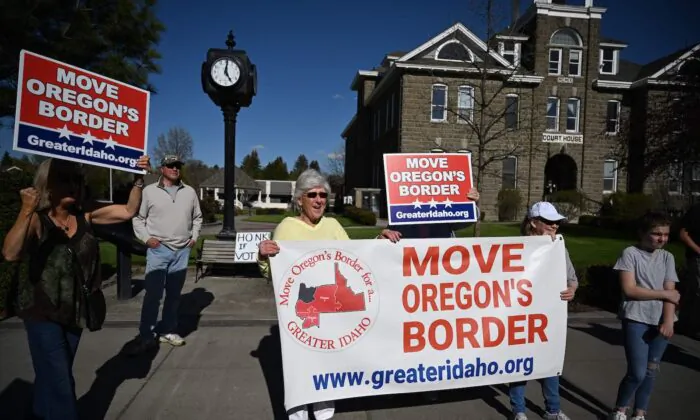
[51, 215, 72, 232]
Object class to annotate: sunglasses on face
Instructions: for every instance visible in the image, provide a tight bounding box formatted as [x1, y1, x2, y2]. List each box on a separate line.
[537, 217, 560, 226]
[164, 163, 182, 170]
[305, 191, 328, 199]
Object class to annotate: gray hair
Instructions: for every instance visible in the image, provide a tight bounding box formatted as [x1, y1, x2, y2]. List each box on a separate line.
[293, 169, 330, 201]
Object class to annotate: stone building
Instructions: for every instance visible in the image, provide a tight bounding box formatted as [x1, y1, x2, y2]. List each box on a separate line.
[341, 0, 700, 220]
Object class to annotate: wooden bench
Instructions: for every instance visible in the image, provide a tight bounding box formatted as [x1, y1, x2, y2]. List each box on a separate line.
[195, 239, 238, 282]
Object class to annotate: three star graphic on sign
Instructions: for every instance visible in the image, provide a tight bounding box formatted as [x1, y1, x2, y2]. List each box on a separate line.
[411, 198, 457, 209]
[53, 125, 118, 149]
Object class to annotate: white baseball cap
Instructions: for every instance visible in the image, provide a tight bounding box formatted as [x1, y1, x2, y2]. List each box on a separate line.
[528, 201, 566, 221]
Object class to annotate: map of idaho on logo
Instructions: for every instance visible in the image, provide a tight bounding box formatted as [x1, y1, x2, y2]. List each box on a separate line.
[295, 263, 366, 328]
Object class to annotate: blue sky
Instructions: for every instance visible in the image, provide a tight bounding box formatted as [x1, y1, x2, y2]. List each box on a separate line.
[1, 0, 697, 171]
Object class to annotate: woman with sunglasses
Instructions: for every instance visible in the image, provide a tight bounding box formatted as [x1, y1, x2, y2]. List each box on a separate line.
[509, 201, 578, 420]
[2, 156, 150, 420]
[257, 169, 352, 420]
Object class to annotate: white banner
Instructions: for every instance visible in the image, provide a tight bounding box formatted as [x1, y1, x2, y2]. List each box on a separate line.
[269, 235, 568, 410]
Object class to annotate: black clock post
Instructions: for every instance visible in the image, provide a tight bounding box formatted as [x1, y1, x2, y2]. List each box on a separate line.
[202, 30, 257, 240]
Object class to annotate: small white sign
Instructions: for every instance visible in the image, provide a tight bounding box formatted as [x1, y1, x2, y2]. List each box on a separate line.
[234, 231, 272, 263]
[542, 133, 583, 144]
[557, 76, 574, 84]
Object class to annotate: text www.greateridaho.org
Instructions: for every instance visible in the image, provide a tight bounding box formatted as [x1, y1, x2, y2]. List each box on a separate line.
[312, 356, 534, 391]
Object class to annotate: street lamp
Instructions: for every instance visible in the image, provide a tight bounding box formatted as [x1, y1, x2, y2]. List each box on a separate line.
[201, 30, 257, 240]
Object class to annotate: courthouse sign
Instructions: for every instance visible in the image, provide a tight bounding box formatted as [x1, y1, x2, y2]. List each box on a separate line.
[542, 133, 583, 144]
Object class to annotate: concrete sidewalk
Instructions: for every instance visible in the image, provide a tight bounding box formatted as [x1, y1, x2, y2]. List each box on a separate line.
[1, 273, 697, 419]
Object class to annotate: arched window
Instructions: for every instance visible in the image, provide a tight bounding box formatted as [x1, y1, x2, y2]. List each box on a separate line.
[550, 28, 582, 47]
[436, 41, 474, 62]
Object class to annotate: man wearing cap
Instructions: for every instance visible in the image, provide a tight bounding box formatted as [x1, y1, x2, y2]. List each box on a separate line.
[127, 155, 203, 354]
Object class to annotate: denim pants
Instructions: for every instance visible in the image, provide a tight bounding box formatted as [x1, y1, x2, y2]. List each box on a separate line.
[509, 376, 561, 414]
[24, 319, 83, 420]
[615, 319, 669, 412]
[139, 245, 191, 339]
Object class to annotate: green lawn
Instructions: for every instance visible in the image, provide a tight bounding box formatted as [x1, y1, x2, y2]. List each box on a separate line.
[98, 222, 687, 274]
[246, 213, 363, 227]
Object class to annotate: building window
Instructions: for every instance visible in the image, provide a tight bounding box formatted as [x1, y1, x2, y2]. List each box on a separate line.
[566, 98, 580, 132]
[569, 50, 582, 77]
[606, 100, 620, 134]
[546, 97, 560, 131]
[549, 49, 562, 75]
[436, 41, 473, 62]
[457, 85, 474, 123]
[505, 95, 519, 130]
[502, 156, 518, 189]
[390, 93, 395, 128]
[431, 84, 447, 122]
[668, 163, 683, 194]
[603, 160, 618, 193]
[550, 28, 582, 47]
[600, 48, 617, 75]
[499, 41, 519, 66]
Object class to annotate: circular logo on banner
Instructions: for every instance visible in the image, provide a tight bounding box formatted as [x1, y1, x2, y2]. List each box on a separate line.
[276, 248, 379, 352]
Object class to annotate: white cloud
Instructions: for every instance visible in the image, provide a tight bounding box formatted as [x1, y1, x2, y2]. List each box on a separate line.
[328, 152, 344, 160]
[332, 93, 344, 100]
[252, 144, 264, 150]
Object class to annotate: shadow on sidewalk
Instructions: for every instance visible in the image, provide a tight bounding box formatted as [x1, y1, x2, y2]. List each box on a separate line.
[572, 322, 700, 372]
[249, 325, 512, 419]
[77, 287, 213, 419]
[0, 378, 35, 420]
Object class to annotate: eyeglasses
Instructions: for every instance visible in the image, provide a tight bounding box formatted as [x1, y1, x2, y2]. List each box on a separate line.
[305, 192, 328, 199]
[164, 163, 182, 170]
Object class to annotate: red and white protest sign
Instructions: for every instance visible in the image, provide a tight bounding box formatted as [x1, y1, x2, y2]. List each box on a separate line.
[13, 50, 150, 173]
[383, 153, 476, 225]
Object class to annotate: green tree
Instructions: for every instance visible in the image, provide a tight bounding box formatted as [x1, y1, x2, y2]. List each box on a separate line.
[289, 154, 309, 180]
[0, 0, 165, 121]
[1, 151, 12, 168]
[261, 157, 289, 180]
[240, 149, 262, 179]
[309, 160, 321, 172]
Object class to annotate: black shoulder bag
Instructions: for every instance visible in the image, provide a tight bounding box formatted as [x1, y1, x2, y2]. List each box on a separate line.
[67, 245, 107, 332]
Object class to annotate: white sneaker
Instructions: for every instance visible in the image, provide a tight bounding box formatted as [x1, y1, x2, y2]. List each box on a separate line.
[543, 411, 570, 420]
[609, 412, 627, 420]
[159, 333, 186, 346]
[514, 413, 528, 420]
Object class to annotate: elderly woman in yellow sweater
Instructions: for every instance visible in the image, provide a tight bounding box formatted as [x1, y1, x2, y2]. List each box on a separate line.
[258, 168, 393, 420]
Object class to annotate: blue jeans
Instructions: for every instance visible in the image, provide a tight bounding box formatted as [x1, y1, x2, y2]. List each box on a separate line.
[139, 245, 191, 339]
[24, 319, 82, 420]
[509, 376, 561, 414]
[615, 319, 669, 412]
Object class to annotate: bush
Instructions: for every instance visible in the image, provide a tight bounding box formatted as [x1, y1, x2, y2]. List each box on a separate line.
[0, 169, 34, 318]
[343, 205, 377, 226]
[496, 189, 522, 221]
[255, 208, 288, 215]
[549, 189, 588, 219]
[601, 192, 654, 220]
[200, 195, 221, 223]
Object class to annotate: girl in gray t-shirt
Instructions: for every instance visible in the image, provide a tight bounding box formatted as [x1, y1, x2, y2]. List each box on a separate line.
[609, 212, 680, 420]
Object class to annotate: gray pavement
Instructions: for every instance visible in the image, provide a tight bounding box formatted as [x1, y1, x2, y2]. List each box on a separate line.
[1, 272, 698, 419]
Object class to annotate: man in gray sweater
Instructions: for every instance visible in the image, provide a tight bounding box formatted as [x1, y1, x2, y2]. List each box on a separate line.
[126, 155, 203, 354]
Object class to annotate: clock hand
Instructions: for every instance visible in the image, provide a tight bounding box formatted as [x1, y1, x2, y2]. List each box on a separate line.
[224, 62, 231, 80]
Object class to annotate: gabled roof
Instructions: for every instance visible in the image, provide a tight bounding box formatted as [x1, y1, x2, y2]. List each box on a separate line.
[637, 43, 700, 79]
[200, 167, 260, 190]
[397, 22, 515, 69]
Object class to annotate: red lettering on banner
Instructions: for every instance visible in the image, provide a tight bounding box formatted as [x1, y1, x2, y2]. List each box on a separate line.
[401, 280, 532, 312]
[403, 243, 526, 277]
[402, 314, 550, 353]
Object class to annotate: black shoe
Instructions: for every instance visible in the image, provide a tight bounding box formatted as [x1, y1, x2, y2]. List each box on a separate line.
[122, 335, 158, 356]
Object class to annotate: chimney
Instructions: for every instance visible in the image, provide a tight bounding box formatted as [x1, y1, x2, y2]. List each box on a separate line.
[512, 0, 520, 26]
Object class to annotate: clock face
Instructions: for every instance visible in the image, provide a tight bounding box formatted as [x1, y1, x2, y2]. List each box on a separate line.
[210, 58, 240, 87]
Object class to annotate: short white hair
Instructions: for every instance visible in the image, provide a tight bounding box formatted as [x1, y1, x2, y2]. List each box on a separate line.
[294, 169, 330, 201]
